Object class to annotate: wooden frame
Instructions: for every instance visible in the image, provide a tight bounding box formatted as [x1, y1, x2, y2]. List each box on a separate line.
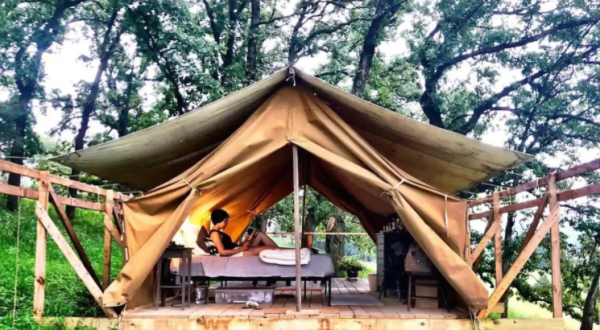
[0, 159, 128, 318]
[37, 316, 564, 330]
[466, 157, 600, 319]
[3, 154, 600, 323]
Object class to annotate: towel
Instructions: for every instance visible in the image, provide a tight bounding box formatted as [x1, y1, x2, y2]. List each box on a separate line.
[259, 248, 311, 265]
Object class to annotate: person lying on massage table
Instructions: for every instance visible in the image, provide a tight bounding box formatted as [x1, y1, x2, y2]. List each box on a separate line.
[208, 209, 283, 257]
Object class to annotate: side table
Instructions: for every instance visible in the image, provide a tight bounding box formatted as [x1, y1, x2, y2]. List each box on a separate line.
[154, 245, 193, 308]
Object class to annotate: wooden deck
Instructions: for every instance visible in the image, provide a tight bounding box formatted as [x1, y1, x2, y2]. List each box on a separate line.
[123, 278, 461, 320]
[111, 279, 565, 329]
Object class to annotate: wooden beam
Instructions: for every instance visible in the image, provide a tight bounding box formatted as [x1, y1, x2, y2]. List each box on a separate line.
[469, 214, 501, 266]
[48, 186, 102, 289]
[39, 317, 565, 330]
[104, 214, 125, 250]
[292, 144, 302, 312]
[472, 215, 494, 272]
[478, 206, 560, 318]
[113, 202, 129, 264]
[519, 194, 549, 255]
[0, 182, 106, 211]
[35, 202, 117, 318]
[103, 191, 114, 289]
[469, 182, 600, 220]
[548, 174, 562, 318]
[470, 158, 600, 207]
[0, 159, 129, 201]
[493, 193, 503, 285]
[33, 172, 49, 317]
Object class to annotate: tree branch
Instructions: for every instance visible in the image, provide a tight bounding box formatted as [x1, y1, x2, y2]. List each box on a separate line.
[435, 18, 600, 79]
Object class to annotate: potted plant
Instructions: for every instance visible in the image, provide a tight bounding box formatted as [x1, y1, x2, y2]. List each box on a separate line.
[338, 256, 365, 280]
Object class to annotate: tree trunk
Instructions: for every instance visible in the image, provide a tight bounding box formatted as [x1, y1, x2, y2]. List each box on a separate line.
[255, 214, 268, 232]
[221, 0, 244, 86]
[5, 94, 31, 211]
[245, 0, 260, 82]
[419, 80, 445, 128]
[326, 217, 345, 277]
[68, 9, 120, 218]
[351, 0, 401, 97]
[6, 0, 84, 210]
[581, 263, 600, 330]
[301, 208, 317, 248]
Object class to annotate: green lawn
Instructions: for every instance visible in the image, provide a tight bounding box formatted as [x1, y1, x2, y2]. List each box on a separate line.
[0, 198, 121, 329]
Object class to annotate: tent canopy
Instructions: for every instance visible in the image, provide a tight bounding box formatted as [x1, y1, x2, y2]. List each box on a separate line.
[53, 69, 531, 312]
[54, 69, 530, 194]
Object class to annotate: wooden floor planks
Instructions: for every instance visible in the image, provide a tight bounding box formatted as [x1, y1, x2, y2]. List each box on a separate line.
[123, 278, 465, 321]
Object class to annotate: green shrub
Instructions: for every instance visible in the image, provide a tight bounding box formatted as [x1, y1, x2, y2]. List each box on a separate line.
[338, 256, 365, 273]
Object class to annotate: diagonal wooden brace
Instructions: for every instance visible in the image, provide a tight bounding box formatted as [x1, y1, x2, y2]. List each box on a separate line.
[35, 202, 118, 318]
[478, 205, 560, 319]
[48, 186, 103, 289]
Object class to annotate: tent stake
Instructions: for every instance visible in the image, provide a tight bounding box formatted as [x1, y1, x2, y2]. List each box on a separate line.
[293, 144, 302, 312]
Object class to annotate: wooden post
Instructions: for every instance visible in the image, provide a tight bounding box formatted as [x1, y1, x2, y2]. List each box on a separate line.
[478, 206, 560, 318]
[293, 145, 302, 312]
[33, 171, 49, 317]
[35, 202, 117, 318]
[548, 173, 563, 318]
[493, 193, 503, 285]
[103, 190, 114, 289]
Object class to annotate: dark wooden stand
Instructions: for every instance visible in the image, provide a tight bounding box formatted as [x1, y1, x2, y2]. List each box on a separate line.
[154, 246, 192, 308]
[377, 231, 412, 300]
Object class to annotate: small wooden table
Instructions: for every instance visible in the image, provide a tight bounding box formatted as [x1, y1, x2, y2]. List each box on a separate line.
[154, 246, 193, 308]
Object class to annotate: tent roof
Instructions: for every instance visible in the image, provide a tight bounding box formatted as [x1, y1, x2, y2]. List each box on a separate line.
[53, 68, 531, 193]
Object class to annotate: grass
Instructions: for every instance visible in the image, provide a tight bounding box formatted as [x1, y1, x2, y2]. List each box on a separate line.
[0, 198, 122, 329]
[487, 295, 596, 330]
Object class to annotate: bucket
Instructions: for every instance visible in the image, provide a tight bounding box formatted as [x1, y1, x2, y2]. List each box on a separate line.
[368, 273, 377, 293]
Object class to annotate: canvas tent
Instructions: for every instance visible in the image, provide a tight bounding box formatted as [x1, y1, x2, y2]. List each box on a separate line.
[54, 68, 530, 311]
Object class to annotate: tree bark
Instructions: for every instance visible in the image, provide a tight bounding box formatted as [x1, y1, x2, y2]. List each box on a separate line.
[326, 216, 345, 277]
[245, 0, 260, 82]
[6, 0, 85, 210]
[117, 65, 135, 137]
[301, 208, 317, 248]
[6, 95, 31, 211]
[255, 214, 268, 232]
[581, 263, 600, 330]
[351, 0, 402, 97]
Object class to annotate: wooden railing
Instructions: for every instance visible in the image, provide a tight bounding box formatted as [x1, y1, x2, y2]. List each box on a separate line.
[467, 158, 600, 319]
[0, 159, 128, 318]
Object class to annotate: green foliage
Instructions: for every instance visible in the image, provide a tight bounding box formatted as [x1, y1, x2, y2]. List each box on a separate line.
[338, 256, 366, 273]
[0, 199, 122, 325]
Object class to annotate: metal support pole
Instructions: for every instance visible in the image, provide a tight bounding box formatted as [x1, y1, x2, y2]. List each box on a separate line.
[293, 145, 302, 311]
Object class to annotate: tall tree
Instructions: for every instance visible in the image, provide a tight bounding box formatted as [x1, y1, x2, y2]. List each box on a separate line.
[64, 0, 126, 218]
[128, 0, 219, 116]
[1, 0, 86, 210]
[408, 0, 600, 134]
[351, 0, 408, 96]
[286, 0, 365, 65]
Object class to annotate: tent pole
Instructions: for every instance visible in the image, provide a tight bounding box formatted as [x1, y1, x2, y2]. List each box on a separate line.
[293, 144, 302, 312]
